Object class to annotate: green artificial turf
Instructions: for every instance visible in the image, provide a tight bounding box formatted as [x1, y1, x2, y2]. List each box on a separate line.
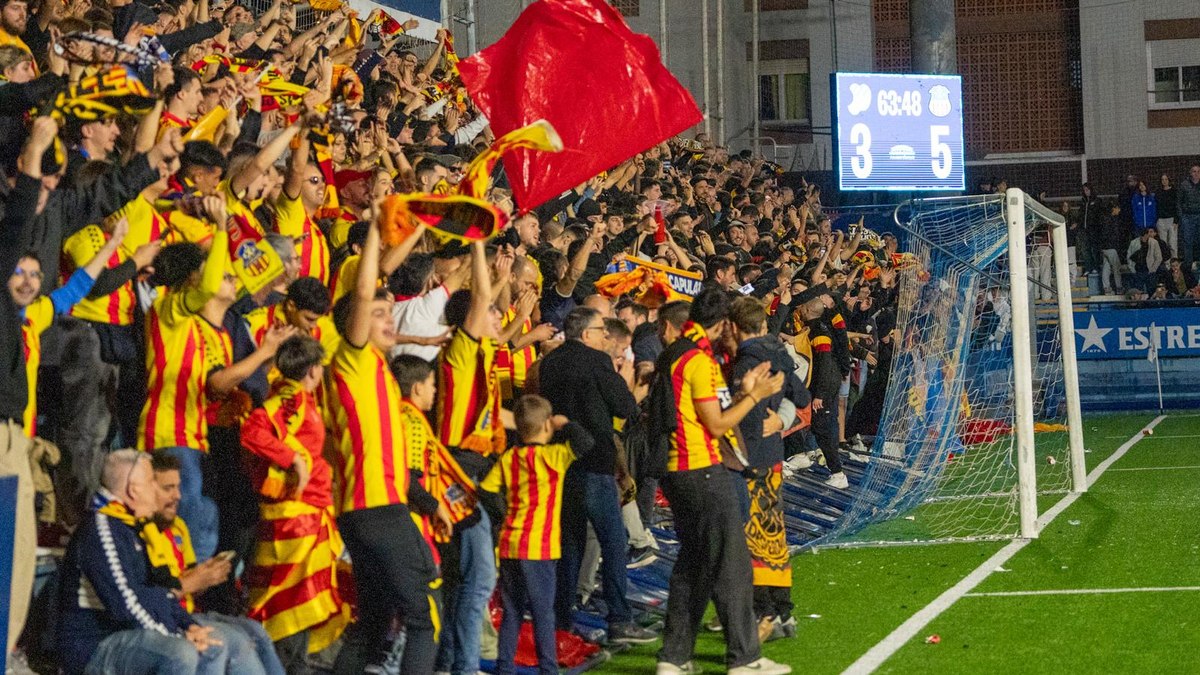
[596, 413, 1167, 673]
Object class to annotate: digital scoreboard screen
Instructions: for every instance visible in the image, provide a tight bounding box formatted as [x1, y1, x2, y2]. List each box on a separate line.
[832, 72, 965, 191]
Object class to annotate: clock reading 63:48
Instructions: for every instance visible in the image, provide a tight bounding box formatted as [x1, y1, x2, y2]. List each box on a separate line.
[833, 72, 966, 192]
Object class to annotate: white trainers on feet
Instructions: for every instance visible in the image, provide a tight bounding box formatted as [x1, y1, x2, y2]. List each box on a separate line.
[729, 657, 793, 674]
[656, 661, 703, 674]
[825, 471, 849, 489]
[784, 452, 813, 472]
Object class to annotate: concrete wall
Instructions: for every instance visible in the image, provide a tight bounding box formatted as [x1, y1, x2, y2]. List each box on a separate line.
[1080, 0, 1200, 161]
[460, 0, 872, 171]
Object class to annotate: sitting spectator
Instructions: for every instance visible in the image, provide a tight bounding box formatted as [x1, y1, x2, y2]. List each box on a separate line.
[149, 452, 286, 675]
[56, 450, 227, 675]
[1161, 257, 1199, 298]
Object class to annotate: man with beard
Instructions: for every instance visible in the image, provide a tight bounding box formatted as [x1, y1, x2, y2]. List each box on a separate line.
[0, 0, 31, 59]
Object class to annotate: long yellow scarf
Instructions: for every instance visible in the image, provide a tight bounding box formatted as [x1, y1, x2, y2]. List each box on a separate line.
[94, 493, 179, 591]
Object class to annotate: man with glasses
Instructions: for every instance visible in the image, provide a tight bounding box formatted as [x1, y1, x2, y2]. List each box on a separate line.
[537, 306, 659, 645]
[275, 124, 332, 286]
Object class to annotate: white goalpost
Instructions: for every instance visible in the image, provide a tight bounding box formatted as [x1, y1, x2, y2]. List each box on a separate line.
[809, 190, 1086, 548]
[1004, 188, 1086, 539]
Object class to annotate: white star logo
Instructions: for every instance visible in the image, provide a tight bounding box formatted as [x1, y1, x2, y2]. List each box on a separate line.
[1075, 315, 1112, 353]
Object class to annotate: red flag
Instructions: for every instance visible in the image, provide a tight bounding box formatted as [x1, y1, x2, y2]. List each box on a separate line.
[457, 0, 702, 212]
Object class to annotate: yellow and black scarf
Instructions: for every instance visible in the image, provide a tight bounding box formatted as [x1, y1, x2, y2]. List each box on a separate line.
[93, 491, 181, 592]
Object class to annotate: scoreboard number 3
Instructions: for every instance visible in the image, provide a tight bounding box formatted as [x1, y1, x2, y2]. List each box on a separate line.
[850, 123, 872, 179]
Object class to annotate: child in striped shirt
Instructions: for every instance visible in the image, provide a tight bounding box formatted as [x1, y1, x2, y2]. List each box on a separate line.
[480, 395, 593, 675]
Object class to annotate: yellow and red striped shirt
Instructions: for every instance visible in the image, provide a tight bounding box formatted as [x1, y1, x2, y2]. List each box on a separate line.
[63, 226, 137, 326]
[138, 231, 228, 452]
[436, 328, 505, 456]
[480, 442, 576, 560]
[328, 341, 409, 513]
[20, 298, 53, 436]
[330, 254, 360, 305]
[666, 341, 730, 473]
[328, 209, 358, 251]
[495, 306, 535, 399]
[274, 193, 330, 286]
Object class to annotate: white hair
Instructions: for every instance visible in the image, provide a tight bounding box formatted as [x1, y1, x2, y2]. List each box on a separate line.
[101, 449, 147, 494]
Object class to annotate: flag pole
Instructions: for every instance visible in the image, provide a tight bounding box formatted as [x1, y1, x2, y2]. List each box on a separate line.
[1149, 322, 1163, 412]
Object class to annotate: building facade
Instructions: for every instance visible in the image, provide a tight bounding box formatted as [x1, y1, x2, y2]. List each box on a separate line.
[454, 0, 1199, 199]
[1079, 0, 1200, 194]
[462, 0, 873, 173]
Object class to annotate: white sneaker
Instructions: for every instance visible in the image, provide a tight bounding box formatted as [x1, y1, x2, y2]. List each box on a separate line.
[824, 471, 849, 490]
[850, 434, 869, 454]
[729, 657, 793, 674]
[657, 661, 703, 674]
[784, 452, 813, 472]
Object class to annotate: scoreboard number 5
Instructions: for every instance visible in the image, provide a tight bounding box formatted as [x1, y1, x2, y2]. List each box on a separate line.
[931, 125, 952, 180]
[850, 123, 872, 179]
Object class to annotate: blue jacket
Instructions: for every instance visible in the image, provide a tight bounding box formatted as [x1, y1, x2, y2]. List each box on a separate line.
[1132, 192, 1157, 228]
[56, 500, 196, 675]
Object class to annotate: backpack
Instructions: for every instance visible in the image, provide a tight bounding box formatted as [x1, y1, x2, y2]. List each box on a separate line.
[636, 337, 699, 478]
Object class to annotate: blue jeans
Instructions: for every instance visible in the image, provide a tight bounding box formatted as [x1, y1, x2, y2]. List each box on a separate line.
[84, 628, 227, 674]
[497, 559, 557, 675]
[437, 508, 496, 675]
[1181, 213, 1200, 269]
[196, 613, 286, 675]
[556, 470, 631, 630]
[161, 446, 218, 561]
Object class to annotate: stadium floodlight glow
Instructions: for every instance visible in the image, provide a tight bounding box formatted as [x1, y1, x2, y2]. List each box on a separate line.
[831, 72, 966, 192]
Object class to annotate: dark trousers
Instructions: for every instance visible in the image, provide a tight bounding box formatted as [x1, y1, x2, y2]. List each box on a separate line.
[273, 630, 308, 674]
[753, 586, 794, 622]
[201, 425, 259, 615]
[334, 504, 442, 675]
[555, 469, 631, 630]
[811, 405, 843, 474]
[497, 559, 557, 675]
[658, 466, 759, 668]
[635, 475, 658, 531]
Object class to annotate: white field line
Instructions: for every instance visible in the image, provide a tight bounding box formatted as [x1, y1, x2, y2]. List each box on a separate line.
[1102, 434, 1200, 439]
[965, 586, 1200, 598]
[843, 414, 1167, 675]
[1108, 465, 1200, 472]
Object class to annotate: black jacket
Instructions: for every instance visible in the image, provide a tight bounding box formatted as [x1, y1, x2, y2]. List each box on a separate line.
[733, 335, 810, 469]
[22, 153, 160, 290]
[537, 339, 637, 475]
[808, 317, 842, 403]
[0, 173, 43, 421]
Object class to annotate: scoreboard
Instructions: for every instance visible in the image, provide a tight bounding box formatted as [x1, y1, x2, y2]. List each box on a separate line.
[832, 72, 965, 192]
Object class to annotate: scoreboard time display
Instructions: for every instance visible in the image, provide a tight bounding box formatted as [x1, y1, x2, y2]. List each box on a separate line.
[832, 72, 965, 191]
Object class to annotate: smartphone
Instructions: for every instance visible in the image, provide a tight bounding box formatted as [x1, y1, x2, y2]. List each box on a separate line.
[214, 550, 236, 562]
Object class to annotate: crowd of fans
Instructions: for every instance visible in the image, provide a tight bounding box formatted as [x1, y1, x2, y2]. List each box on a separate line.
[8, 0, 1187, 674]
[976, 170, 1200, 300]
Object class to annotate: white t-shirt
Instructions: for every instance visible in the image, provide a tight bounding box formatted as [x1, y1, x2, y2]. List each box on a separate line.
[391, 285, 450, 362]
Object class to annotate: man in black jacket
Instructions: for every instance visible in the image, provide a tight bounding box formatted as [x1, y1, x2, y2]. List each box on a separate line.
[1, 116, 54, 660]
[803, 294, 850, 489]
[537, 306, 657, 645]
[726, 296, 809, 640]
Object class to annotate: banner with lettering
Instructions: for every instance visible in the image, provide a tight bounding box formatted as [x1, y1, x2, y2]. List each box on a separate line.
[1073, 307, 1200, 360]
[604, 255, 703, 298]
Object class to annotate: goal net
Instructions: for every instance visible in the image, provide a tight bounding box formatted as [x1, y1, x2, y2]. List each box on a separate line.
[816, 190, 1084, 547]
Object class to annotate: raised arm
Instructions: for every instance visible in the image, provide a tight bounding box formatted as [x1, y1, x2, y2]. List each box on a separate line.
[463, 241, 493, 338]
[230, 119, 302, 197]
[345, 219, 383, 349]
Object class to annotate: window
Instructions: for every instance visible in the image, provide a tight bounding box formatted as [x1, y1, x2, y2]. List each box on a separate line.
[1147, 38, 1200, 109]
[1153, 65, 1200, 105]
[758, 59, 811, 125]
[610, 0, 638, 17]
